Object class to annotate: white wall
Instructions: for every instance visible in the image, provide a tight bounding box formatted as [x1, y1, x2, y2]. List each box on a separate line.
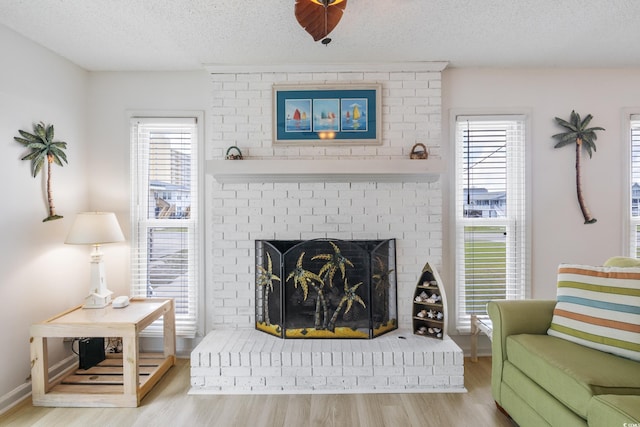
[86, 70, 210, 300]
[442, 68, 640, 300]
[0, 25, 89, 404]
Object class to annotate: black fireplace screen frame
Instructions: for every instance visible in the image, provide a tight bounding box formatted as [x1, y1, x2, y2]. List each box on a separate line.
[255, 238, 397, 339]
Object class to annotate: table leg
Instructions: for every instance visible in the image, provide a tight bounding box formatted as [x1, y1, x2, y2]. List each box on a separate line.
[163, 299, 176, 358]
[470, 314, 479, 362]
[122, 335, 139, 405]
[30, 336, 48, 399]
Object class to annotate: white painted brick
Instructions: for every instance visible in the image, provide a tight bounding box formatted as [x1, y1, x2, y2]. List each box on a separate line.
[191, 366, 219, 377]
[266, 376, 296, 387]
[373, 352, 383, 366]
[327, 376, 358, 388]
[419, 375, 450, 387]
[220, 352, 231, 367]
[205, 376, 235, 387]
[296, 376, 327, 387]
[454, 351, 464, 366]
[405, 365, 433, 376]
[312, 366, 344, 377]
[343, 351, 353, 366]
[191, 376, 205, 387]
[282, 367, 312, 377]
[250, 352, 262, 366]
[358, 376, 389, 387]
[236, 376, 266, 388]
[220, 366, 252, 377]
[450, 376, 465, 387]
[229, 352, 241, 366]
[362, 353, 373, 366]
[382, 351, 394, 366]
[434, 365, 464, 376]
[389, 376, 417, 386]
[191, 352, 203, 367]
[346, 366, 374, 377]
[254, 366, 282, 377]
[261, 353, 271, 366]
[421, 351, 434, 365]
[374, 366, 404, 377]
[433, 352, 445, 366]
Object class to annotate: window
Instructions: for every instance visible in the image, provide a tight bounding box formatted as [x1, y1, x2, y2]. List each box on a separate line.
[130, 115, 202, 337]
[454, 115, 529, 331]
[629, 115, 640, 256]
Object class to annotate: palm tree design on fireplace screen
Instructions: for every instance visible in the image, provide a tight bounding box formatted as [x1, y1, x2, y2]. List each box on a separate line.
[286, 252, 326, 331]
[256, 251, 281, 327]
[255, 239, 398, 339]
[312, 241, 355, 329]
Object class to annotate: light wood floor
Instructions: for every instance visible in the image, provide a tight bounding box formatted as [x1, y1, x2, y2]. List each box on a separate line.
[0, 357, 514, 427]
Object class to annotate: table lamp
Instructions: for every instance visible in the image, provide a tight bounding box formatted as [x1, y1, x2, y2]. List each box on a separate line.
[65, 212, 125, 308]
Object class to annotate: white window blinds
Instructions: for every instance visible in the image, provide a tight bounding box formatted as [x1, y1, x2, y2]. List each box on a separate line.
[454, 116, 529, 332]
[629, 116, 640, 256]
[130, 116, 200, 337]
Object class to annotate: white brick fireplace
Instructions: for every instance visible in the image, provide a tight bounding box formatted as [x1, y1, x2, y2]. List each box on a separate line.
[191, 62, 464, 394]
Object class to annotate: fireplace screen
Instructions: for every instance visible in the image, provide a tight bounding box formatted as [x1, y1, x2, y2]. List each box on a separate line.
[255, 239, 397, 339]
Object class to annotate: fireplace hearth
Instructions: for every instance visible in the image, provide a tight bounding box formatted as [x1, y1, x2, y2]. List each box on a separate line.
[255, 239, 397, 339]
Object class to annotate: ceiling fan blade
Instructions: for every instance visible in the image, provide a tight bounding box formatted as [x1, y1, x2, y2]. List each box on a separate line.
[295, 0, 347, 42]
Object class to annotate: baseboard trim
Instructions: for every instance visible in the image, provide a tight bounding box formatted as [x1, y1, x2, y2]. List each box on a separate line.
[0, 354, 77, 416]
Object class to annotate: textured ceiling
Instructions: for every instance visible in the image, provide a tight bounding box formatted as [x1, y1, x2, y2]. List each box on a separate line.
[1, 0, 639, 71]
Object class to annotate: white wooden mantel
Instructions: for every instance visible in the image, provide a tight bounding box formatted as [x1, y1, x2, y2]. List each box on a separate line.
[207, 159, 443, 183]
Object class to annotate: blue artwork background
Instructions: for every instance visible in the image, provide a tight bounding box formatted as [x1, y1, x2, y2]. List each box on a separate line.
[275, 87, 378, 143]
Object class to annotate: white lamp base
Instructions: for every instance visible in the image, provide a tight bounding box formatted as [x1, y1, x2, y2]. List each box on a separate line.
[82, 247, 113, 309]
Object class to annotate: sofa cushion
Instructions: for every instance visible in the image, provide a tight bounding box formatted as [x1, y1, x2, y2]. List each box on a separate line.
[506, 334, 640, 418]
[502, 362, 587, 427]
[587, 395, 640, 427]
[604, 256, 640, 268]
[547, 264, 640, 362]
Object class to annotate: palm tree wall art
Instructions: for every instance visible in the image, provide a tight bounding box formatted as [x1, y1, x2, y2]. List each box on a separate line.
[552, 111, 604, 224]
[13, 122, 68, 222]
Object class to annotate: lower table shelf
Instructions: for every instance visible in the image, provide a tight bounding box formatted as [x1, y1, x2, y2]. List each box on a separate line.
[38, 353, 174, 406]
[55, 353, 172, 393]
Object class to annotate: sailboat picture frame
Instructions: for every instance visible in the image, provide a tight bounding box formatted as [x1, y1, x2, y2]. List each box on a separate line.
[272, 84, 382, 146]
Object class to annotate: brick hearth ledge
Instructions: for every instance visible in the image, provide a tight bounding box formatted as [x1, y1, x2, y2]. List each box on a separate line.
[190, 328, 465, 395]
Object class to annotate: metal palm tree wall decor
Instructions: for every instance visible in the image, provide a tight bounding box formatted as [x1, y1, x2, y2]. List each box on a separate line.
[552, 111, 604, 224]
[13, 121, 68, 222]
[294, 0, 347, 45]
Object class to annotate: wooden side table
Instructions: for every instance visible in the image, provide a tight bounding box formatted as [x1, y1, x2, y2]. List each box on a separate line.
[30, 298, 175, 407]
[470, 314, 493, 362]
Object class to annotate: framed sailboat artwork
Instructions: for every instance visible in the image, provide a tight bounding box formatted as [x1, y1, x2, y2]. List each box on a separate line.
[272, 84, 382, 145]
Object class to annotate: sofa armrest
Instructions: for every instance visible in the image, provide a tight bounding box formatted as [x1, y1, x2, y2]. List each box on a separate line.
[487, 299, 556, 404]
[488, 299, 557, 343]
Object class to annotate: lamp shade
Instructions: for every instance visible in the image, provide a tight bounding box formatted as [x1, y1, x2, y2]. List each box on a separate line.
[65, 212, 125, 245]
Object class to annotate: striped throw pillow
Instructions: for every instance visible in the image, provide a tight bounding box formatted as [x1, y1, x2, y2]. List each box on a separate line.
[547, 264, 640, 362]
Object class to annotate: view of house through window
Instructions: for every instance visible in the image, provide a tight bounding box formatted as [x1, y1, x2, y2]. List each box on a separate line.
[130, 116, 201, 336]
[454, 115, 529, 331]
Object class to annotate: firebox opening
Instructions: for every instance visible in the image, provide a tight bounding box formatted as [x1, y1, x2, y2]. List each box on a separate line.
[255, 238, 398, 339]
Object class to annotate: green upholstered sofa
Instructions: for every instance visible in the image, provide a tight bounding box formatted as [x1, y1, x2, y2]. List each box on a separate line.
[488, 299, 640, 427]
